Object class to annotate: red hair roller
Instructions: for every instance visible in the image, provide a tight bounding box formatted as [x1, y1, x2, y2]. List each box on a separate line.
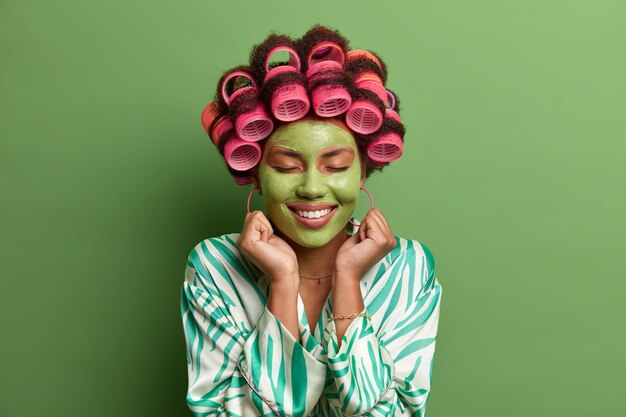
[200, 101, 221, 136]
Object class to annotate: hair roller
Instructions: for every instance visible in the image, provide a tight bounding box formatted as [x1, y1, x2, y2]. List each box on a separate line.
[218, 127, 263, 171]
[384, 88, 401, 122]
[250, 35, 310, 121]
[345, 50, 388, 84]
[253, 41, 311, 122]
[344, 51, 390, 134]
[364, 117, 405, 163]
[201, 25, 409, 182]
[345, 88, 385, 135]
[296, 26, 352, 117]
[295, 25, 349, 72]
[210, 115, 233, 146]
[200, 108, 261, 177]
[221, 69, 274, 141]
[200, 101, 223, 137]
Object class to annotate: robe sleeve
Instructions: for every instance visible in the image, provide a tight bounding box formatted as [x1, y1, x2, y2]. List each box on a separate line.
[321, 240, 443, 416]
[181, 242, 328, 417]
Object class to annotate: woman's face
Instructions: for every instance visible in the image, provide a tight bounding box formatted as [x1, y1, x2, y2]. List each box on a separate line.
[257, 119, 364, 248]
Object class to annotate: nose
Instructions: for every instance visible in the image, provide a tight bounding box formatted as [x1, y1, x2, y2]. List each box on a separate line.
[296, 167, 328, 199]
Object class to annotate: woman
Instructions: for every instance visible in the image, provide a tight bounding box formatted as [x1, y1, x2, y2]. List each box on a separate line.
[181, 26, 442, 417]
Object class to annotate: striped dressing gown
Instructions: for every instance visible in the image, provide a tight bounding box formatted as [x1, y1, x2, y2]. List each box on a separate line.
[180, 224, 442, 417]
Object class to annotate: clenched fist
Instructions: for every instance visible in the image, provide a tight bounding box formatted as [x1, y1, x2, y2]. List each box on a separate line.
[335, 208, 396, 282]
[237, 211, 299, 287]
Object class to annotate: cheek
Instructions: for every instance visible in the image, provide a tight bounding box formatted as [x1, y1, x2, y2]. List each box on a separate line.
[329, 170, 361, 203]
[260, 172, 299, 203]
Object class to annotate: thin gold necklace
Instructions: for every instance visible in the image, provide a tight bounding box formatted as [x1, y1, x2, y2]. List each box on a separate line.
[299, 273, 333, 285]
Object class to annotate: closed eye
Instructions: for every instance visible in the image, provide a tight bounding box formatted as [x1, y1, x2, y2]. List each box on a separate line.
[327, 166, 351, 172]
[274, 167, 299, 173]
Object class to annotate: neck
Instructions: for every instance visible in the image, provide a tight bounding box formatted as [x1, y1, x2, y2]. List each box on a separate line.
[277, 228, 349, 279]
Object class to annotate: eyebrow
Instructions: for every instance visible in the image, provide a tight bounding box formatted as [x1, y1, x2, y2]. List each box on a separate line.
[269, 147, 353, 160]
[320, 148, 352, 158]
[272, 149, 304, 159]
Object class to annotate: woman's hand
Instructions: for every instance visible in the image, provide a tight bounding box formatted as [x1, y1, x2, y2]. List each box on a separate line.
[335, 208, 397, 282]
[237, 210, 299, 286]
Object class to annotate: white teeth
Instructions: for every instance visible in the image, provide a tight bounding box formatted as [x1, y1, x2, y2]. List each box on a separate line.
[295, 208, 332, 218]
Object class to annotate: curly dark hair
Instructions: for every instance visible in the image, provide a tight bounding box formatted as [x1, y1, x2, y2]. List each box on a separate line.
[201, 24, 405, 185]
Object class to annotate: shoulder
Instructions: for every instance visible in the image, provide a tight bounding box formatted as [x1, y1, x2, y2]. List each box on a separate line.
[392, 236, 435, 269]
[184, 232, 245, 286]
[392, 236, 439, 294]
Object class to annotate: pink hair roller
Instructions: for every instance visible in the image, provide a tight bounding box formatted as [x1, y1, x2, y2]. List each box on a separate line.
[307, 42, 345, 71]
[355, 73, 387, 102]
[210, 115, 262, 171]
[264, 46, 310, 121]
[386, 108, 401, 122]
[366, 132, 403, 163]
[271, 83, 310, 121]
[345, 73, 385, 134]
[234, 104, 274, 142]
[345, 100, 383, 134]
[305, 60, 342, 81]
[310, 85, 351, 116]
[385, 89, 401, 122]
[305, 43, 352, 117]
[223, 136, 262, 171]
[221, 70, 274, 141]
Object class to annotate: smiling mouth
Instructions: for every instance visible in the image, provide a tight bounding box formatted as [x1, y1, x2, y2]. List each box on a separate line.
[288, 206, 336, 219]
[286, 203, 339, 227]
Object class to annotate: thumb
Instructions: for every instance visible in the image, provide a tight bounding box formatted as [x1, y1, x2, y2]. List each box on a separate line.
[343, 230, 361, 249]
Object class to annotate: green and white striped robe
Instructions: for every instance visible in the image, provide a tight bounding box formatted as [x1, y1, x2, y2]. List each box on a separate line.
[181, 228, 442, 417]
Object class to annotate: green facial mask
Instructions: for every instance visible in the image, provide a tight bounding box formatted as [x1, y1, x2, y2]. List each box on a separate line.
[258, 119, 363, 248]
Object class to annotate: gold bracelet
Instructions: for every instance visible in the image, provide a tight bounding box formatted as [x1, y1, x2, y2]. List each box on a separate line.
[327, 312, 371, 323]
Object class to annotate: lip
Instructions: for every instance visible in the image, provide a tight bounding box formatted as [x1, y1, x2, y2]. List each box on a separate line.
[286, 201, 338, 211]
[286, 203, 338, 229]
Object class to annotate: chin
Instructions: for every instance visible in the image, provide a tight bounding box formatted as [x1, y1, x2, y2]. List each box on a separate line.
[293, 235, 333, 249]
[288, 224, 346, 248]
[271, 212, 349, 248]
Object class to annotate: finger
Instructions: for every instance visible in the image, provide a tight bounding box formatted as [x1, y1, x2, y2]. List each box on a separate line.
[251, 210, 274, 236]
[241, 212, 255, 235]
[373, 209, 396, 242]
[357, 217, 368, 241]
[250, 216, 273, 243]
[345, 227, 361, 245]
[371, 208, 391, 232]
[368, 209, 396, 248]
[238, 212, 254, 248]
[360, 214, 384, 242]
[362, 210, 386, 240]
[240, 213, 270, 247]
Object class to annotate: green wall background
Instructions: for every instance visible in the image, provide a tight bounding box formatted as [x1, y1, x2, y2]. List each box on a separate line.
[1, 0, 625, 416]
